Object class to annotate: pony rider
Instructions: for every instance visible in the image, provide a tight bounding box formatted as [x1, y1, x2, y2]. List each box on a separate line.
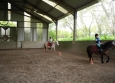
[48, 37, 53, 47]
[95, 33, 102, 53]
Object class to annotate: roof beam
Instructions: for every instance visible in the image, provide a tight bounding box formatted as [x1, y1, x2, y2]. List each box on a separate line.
[3, 0, 48, 24]
[23, 0, 57, 22]
[35, 0, 42, 6]
[0, 8, 23, 11]
[76, 0, 98, 10]
[50, 0, 75, 14]
[11, 10, 43, 23]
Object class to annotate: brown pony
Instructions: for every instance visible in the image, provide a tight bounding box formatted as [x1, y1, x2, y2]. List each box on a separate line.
[87, 40, 115, 64]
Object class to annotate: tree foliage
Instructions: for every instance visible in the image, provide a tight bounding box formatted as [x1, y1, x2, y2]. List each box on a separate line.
[0, 21, 17, 27]
[49, 0, 115, 41]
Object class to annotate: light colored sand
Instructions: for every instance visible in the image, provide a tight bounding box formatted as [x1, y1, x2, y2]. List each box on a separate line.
[0, 49, 115, 83]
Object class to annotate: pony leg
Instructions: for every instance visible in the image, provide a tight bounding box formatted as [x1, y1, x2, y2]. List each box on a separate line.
[44, 48, 47, 52]
[88, 53, 94, 64]
[44, 48, 46, 52]
[88, 54, 94, 64]
[87, 46, 94, 64]
[106, 55, 109, 63]
[46, 46, 49, 52]
[50, 48, 52, 53]
[90, 58, 94, 64]
[53, 46, 56, 52]
[100, 54, 104, 63]
[44, 44, 48, 52]
[44, 44, 46, 52]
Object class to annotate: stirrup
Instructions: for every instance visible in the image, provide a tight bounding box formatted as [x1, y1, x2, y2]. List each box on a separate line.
[98, 49, 102, 51]
[100, 49, 103, 51]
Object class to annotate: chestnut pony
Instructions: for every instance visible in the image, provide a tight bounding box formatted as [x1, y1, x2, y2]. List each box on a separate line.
[87, 40, 115, 64]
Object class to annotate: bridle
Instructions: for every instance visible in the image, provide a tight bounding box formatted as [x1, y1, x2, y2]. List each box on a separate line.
[111, 41, 115, 50]
[111, 45, 115, 50]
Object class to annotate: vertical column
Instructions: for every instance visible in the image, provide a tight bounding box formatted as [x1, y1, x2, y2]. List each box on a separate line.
[34, 28, 37, 41]
[55, 21, 58, 41]
[42, 24, 48, 42]
[31, 28, 37, 41]
[47, 24, 49, 41]
[10, 28, 16, 41]
[73, 11, 77, 44]
[31, 22, 37, 41]
[31, 28, 33, 41]
[11, 4, 24, 48]
[17, 22, 24, 48]
[0, 28, 1, 41]
[17, 22, 24, 42]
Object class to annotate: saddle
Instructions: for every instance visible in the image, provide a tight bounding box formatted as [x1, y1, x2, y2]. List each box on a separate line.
[91, 45, 103, 54]
[47, 42, 52, 47]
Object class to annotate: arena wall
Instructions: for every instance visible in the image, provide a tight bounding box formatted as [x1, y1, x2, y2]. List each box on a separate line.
[0, 40, 115, 60]
[56, 41, 115, 60]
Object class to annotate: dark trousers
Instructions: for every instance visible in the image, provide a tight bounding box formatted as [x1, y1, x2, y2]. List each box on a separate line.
[50, 43, 52, 46]
[96, 45, 102, 52]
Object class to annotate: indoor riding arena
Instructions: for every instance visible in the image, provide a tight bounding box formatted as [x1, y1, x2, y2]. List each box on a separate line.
[0, 0, 115, 83]
[0, 48, 115, 83]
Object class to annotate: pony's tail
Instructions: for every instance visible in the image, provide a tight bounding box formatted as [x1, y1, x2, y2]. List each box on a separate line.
[87, 46, 91, 58]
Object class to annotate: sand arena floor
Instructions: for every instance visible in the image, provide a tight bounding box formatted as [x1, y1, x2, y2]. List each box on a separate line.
[0, 49, 115, 83]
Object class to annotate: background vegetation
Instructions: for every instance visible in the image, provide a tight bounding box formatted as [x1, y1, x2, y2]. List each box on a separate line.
[49, 0, 115, 41]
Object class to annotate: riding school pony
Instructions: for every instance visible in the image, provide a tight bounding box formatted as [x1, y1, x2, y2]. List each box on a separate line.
[87, 40, 115, 64]
[44, 40, 59, 52]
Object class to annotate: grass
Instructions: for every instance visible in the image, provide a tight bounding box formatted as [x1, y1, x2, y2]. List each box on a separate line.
[58, 36, 115, 41]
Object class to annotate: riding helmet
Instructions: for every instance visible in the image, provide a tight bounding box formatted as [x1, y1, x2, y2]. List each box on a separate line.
[95, 33, 99, 37]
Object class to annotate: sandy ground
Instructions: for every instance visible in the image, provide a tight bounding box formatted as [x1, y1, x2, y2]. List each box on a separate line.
[0, 49, 115, 83]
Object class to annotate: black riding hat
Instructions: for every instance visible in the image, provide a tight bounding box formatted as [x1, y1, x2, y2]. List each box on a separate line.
[95, 34, 99, 37]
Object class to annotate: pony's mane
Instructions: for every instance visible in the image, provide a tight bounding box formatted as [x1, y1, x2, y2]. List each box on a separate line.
[101, 40, 113, 49]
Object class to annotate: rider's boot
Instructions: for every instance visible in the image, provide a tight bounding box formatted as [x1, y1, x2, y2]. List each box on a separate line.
[50, 43, 52, 47]
[98, 48, 104, 63]
[98, 47, 103, 58]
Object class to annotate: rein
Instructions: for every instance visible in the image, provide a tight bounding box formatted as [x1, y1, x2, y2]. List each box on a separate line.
[101, 41, 113, 50]
[111, 46, 115, 50]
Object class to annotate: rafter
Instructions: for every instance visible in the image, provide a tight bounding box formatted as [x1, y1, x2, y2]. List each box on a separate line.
[35, 0, 42, 6]
[23, 0, 57, 22]
[1, 0, 99, 24]
[50, 0, 75, 14]
[76, 0, 98, 10]
[3, 0, 48, 24]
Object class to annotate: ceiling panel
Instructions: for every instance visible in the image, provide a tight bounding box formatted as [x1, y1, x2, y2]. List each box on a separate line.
[37, 1, 52, 12]
[0, 0, 99, 24]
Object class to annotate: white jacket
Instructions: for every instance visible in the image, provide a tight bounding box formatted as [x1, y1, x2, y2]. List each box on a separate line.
[49, 38, 52, 43]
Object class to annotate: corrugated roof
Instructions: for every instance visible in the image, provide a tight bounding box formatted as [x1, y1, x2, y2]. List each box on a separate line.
[0, 0, 99, 24]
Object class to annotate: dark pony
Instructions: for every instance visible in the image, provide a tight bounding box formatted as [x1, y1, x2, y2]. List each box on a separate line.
[87, 40, 115, 64]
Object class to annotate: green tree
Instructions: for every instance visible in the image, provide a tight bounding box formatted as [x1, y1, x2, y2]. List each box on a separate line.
[49, 23, 56, 40]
